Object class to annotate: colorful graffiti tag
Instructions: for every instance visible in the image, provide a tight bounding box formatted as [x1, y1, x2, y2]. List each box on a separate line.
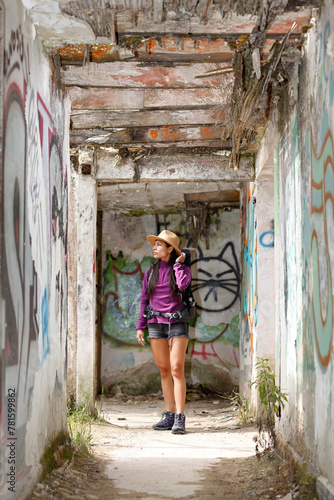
[102, 241, 241, 358]
[242, 184, 257, 356]
[317, 19, 334, 106]
[189, 315, 240, 371]
[310, 129, 334, 368]
[191, 242, 240, 313]
[1, 23, 67, 494]
[259, 220, 275, 248]
[102, 253, 152, 345]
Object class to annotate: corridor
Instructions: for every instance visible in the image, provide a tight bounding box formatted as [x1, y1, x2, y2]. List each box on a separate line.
[29, 395, 294, 500]
[1, 0, 334, 499]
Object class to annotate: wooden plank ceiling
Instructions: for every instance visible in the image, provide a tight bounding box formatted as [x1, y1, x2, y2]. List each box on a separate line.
[58, 1, 314, 154]
[47, 0, 316, 211]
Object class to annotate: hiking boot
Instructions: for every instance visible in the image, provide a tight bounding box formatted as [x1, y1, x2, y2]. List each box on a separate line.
[152, 411, 175, 430]
[171, 413, 186, 434]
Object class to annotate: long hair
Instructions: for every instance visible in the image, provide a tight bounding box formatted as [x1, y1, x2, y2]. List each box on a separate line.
[147, 244, 179, 299]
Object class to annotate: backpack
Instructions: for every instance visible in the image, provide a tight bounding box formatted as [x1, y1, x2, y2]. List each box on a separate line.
[178, 249, 196, 318]
[144, 249, 196, 320]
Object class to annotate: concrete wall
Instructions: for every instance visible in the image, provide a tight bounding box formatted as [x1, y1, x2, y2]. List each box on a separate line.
[240, 125, 276, 412]
[275, 4, 334, 489]
[0, 1, 69, 497]
[100, 210, 241, 395]
[240, 181, 257, 401]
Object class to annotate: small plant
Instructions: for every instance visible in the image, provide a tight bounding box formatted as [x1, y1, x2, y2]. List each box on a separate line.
[250, 357, 288, 455]
[67, 399, 94, 457]
[228, 390, 252, 425]
[40, 432, 73, 479]
[298, 473, 318, 499]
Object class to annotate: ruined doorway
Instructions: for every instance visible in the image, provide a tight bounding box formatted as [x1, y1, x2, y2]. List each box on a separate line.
[97, 195, 242, 397]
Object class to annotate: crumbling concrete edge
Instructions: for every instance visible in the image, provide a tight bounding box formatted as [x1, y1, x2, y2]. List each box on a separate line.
[276, 437, 334, 500]
[317, 476, 334, 500]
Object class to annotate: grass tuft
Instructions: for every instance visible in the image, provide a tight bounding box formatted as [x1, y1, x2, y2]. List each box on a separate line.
[67, 399, 94, 457]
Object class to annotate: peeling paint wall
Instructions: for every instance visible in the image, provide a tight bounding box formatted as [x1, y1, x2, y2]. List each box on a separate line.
[100, 210, 240, 395]
[240, 125, 276, 412]
[239, 182, 257, 403]
[0, 1, 69, 497]
[276, 3, 334, 487]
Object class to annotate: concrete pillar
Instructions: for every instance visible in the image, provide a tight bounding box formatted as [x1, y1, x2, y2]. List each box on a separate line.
[76, 147, 97, 410]
[251, 126, 276, 416]
[255, 159, 275, 367]
[240, 121, 276, 416]
[67, 152, 79, 404]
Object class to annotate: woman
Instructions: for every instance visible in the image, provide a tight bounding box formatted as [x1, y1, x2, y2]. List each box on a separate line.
[136, 230, 191, 434]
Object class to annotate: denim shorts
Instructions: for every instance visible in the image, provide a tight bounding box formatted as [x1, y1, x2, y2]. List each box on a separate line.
[148, 322, 189, 340]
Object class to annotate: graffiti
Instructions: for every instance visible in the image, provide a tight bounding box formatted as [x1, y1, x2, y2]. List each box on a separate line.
[260, 220, 274, 248]
[190, 342, 239, 370]
[190, 315, 240, 369]
[102, 254, 152, 345]
[317, 19, 334, 111]
[2, 81, 40, 482]
[27, 84, 47, 273]
[242, 184, 257, 357]
[310, 128, 334, 368]
[102, 244, 241, 350]
[35, 94, 68, 354]
[1, 23, 67, 496]
[259, 231, 274, 248]
[101, 213, 240, 397]
[4, 24, 29, 82]
[318, 21, 332, 84]
[191, 242, 240, 313]
[190, 342, 230, 369]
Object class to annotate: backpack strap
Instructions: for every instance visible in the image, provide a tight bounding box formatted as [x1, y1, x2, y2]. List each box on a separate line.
[144, 265, 154, 295]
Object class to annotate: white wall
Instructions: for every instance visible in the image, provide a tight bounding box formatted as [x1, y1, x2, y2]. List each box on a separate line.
[275, 4, 334, 490]
[0, 1, 69, 497]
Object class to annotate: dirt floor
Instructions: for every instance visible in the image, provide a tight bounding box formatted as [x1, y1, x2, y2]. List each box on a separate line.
[28, 393, 317, 500]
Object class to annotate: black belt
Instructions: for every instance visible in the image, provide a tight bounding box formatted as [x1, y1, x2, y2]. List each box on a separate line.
[149, 309, 183, 320]
[144, 303, 187, 322]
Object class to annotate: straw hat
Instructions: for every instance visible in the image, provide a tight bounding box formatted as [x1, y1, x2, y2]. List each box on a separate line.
[147, 230, 181, 255]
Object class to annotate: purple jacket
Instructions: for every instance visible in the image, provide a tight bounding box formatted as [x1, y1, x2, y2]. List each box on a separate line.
[136, 260, 191, 331]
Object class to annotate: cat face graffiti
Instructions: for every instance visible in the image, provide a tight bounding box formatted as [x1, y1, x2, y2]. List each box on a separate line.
[191, 242, 240, 313]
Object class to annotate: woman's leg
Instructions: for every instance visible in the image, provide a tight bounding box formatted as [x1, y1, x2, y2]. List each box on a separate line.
[169, 337, 188, 413]
[150, 338, 175, 412]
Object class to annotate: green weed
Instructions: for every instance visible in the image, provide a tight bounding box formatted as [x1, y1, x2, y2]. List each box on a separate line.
[250, 357, 288, 455]
[40, 432, 73, 480]
[67, 400, 94, 457]
[228, 390, 253, 425]
[297, 472, 318, 499]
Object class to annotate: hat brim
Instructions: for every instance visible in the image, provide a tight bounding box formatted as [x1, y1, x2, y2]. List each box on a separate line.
[147, 235, 182, 255]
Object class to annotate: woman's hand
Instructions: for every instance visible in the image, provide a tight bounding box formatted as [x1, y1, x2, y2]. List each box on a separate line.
[136, 330, 146, 346]
[175, 252, 186, 264]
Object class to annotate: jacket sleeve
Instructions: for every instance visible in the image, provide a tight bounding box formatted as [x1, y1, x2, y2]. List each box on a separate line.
[173, 262, 191, 291]
[136, 268, 150, 331]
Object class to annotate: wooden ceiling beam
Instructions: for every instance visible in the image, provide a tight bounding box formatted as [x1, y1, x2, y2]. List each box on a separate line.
[61, 61, 234, 88]
[70, 124, 227, 147]
[111, 8, 312, 35]
[57, 28, 303, 65]
[70, 108, 227, 129]
[68, 86, 231, 109]
[60, 5, 312, 37]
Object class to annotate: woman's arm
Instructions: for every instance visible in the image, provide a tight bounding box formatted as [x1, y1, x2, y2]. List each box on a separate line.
[173, 261, 191, 291]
